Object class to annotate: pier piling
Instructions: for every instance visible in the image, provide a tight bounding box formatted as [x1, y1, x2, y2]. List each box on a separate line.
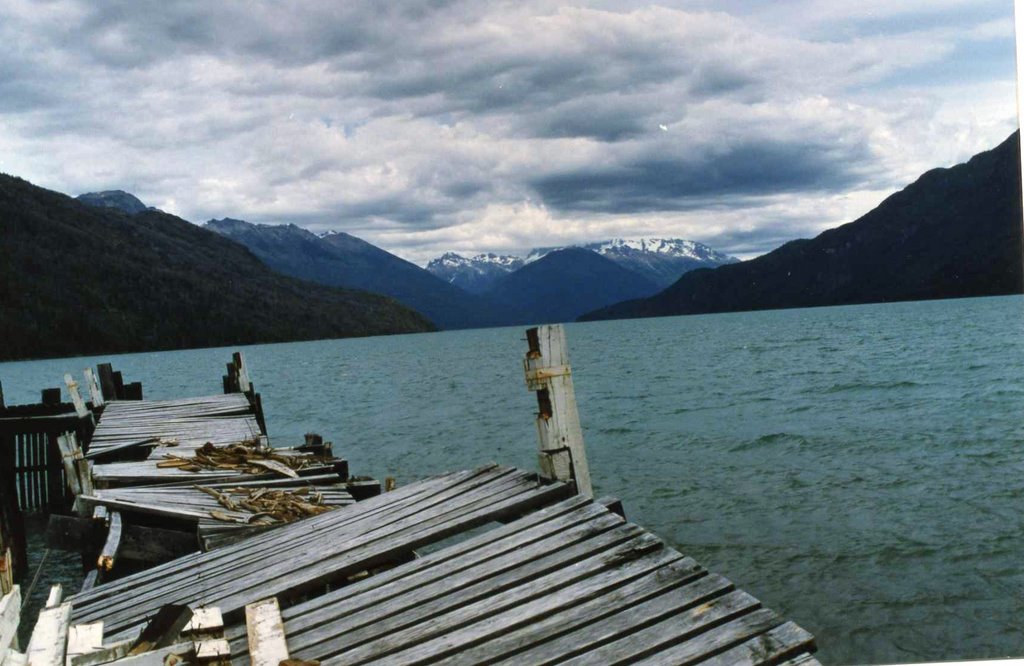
[524, 324, 593, 498]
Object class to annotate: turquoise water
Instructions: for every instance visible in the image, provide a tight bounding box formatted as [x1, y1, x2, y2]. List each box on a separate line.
[4, 295, 1024, 663]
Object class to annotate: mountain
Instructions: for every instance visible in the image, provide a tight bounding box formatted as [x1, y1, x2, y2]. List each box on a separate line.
[527, 238, 737, 288]
[426, 238, 734, 293]
[425, 252, 525, 294]
[0, 176, 433, 361]
[485, 247, 660, 324]
[76, 190, 151, 214]
[204, 220, 506, 329]
[581, 131, 1023, 322]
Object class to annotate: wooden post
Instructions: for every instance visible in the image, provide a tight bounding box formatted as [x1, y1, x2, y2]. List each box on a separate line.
[233, 352, 252, 394]
[523, 325, 592, 498]
[111, 372, 124, 401]
[63, 374, 89, 420]
[0, 381, 5, 411]
[95, 364, 116, 402]
[83, 369, 103, 410]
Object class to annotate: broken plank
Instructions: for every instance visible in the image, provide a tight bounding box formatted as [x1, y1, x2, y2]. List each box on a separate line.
[104, 642, 192, 666]
[97, 513, 122, 572]
[245, 598, 289, 666]
[126, 605, 192, 656]
[46, 584, 63, 608]
[193, 638, 229, 663]
[0, 586, 21, 663]
[66, 622, 104, 665]
[182, 608, 223, 638]
[68, 638, 132, 666]
[26, 601, 72, 666]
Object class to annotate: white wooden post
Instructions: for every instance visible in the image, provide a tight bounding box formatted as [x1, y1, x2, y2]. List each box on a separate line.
[63, 374, 89, 420]
[233, 352, 252, 394]
[523, 325, 593, 498]
[83, 369, 103, 410]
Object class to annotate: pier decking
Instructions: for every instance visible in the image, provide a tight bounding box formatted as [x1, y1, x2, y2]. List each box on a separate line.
[0, 330, 819, 665]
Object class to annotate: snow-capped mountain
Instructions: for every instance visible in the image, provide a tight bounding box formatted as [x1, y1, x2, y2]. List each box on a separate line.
[428, 238, 737, 293]
[425, 252, 525, 294]
[530, 238, 739, 288]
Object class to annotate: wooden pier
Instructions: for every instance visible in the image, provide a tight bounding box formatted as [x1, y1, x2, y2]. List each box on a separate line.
[0, 327, 820, 665]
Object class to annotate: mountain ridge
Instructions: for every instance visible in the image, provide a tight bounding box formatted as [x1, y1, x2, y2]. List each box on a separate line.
[581, 131, 1024, 321]
[485, 247, 660, 324]
[427, 237, 736, 293]
[205, 218, 508, 329]
[0, 176, 433, 361]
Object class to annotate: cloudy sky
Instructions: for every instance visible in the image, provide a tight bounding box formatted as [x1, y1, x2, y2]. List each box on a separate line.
[0, 1, 1017, 263]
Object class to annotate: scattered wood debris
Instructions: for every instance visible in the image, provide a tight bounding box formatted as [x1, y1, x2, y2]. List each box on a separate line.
[157, 440, 317, 477]
[195, 485, 334, 525]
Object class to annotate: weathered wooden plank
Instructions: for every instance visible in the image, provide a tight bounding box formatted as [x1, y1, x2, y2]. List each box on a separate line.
[66, 622, 104, 665]
[439, 564, 721, 665]
[79, 571, 98, 594]
[245, 598, 289, 666]
[100, 473, 532, 629]
[68, 638, 132, 666]
[693, 621, 815, 665]
[74, 467, 473, 609]
[103, 641, 192, 666]
[0, 586, 21, 663]
[83, 439, 159, 462]
[239, 495, 596, 639]
[182, 608, 223, 637]
[569, 605, 782, 666]
[74, 469, 569, 637]
[97, 512, 122, 572]
[126, 605, 192, 656]
[193, 638, 229, 663]
[3, 649, 27, 666]
[79, 466, 506, 604]
[298, 532, 673, 663]
[284, 512, 640, 655]
[57, 435, 83, 496]
[25, 601, 72, 666]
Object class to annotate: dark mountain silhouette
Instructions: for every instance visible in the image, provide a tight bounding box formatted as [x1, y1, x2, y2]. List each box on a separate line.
[582, 131, 1023, 322]
[0, 176, 433, 361]
[76, 190, 152, 214]
[204, 220, 508, 329]
[485, 247, 660, 324]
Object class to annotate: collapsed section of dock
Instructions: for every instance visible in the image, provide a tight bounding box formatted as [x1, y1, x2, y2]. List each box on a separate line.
[0, 326, 819, 665]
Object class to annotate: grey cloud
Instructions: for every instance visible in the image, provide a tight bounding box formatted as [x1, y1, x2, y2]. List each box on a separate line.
[531, 138, 875, 214]
[0, 0, 1013, 263]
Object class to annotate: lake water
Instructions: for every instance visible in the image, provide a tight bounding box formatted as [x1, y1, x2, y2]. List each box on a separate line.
[3, 295, 1024, 664]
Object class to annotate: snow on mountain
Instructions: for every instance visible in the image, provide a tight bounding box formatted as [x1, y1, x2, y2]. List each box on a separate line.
[526, 238, 733, 264]
[425, 252, 525, 294]
[428, 238, 737, 293]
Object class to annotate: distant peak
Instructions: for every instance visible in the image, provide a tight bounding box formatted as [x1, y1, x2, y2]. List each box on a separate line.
[205, 217, 255, 232]
[526, 237, 736, 263]
[76, 190, 150, 215]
